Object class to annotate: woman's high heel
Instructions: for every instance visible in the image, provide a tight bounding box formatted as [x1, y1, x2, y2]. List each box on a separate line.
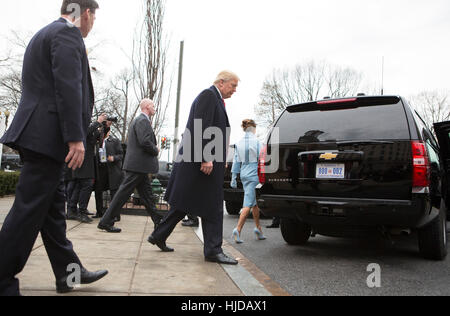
[254, 228, 266, 240]
[232, 228, 244, 244]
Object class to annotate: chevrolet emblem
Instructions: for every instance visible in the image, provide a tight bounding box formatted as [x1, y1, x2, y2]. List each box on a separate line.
[319, 153, 338, 160]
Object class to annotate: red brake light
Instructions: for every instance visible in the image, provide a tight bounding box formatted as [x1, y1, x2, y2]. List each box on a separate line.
[317, 98, 357, 105]
[411, 141, 430, 188]
[258, 145, 268, 184]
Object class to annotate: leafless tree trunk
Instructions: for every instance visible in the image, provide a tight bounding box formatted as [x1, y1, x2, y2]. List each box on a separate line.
[132, 0, 172, 139]
[256, 60, 363, 127]
[409, 91, 450, 134]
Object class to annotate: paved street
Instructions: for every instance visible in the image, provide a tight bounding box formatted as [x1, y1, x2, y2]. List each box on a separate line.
[1, 194, 449, 296]
[223, 211, 450, 296]
[0, 196, 278, 296]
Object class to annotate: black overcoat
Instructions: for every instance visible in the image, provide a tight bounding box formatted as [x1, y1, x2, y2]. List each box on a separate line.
[104, 137, 124, 190]
[165, 86, 230, 219]
[73, 121, 101, 179]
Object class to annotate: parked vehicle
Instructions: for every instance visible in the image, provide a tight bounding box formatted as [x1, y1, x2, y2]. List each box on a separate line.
[155, 161, 173, 188]
[257, 95, 448, 260]
[224, 145, 244, 215]
[1, 154, 22, 171]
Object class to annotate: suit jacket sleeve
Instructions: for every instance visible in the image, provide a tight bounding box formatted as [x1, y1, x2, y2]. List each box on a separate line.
[110, 139, 124, 163]
[135, 118, 159, 157]
[51, 26, 85, 144]
[194, 90, 217, 162]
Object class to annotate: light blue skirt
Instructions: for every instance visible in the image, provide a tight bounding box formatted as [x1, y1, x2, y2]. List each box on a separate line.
[241, 176, 259, 208]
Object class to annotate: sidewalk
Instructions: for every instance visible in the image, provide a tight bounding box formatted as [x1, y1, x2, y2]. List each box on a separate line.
[0, 196, 279, 296]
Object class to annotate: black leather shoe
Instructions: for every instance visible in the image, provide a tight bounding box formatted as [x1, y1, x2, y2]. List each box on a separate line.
[182, 219, 199, 227]
[92, 213, 103, 219]
[56, 268, 108, 294]
[266, 224, 279, 229]
[98, 223, 122, 233]
[80, 209, 94, 216]
[66, 210, 79, 221]
[79, 213, 93, 224]
[147, 235, 174, 252]
[205, 253, 238, 265]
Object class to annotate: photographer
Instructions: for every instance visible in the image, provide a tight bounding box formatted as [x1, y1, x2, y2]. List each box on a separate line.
[93, 117, 124, 219]
[67, 114, 106, 223]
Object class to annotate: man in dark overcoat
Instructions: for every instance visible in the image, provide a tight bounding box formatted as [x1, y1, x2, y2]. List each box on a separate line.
[67, 115, 106, 223]
[0, 0, 107, 296]
[148, 71, 240, 264]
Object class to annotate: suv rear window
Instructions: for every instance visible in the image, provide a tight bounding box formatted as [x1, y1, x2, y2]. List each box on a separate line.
[274, 99, 410, 143]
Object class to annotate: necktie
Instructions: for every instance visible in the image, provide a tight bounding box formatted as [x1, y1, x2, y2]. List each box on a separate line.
[223, 99, 226, 108]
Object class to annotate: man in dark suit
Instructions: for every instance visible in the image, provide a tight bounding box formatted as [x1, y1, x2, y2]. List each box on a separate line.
[0, 0, 108, 296]
[93, 128, 124, 219]
[67, 114, 106, 223]
[98, 99, 162, 233]
[148, 71, 240, 264]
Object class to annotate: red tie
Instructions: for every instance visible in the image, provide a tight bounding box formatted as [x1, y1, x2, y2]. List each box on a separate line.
[223, 99, 226, 108]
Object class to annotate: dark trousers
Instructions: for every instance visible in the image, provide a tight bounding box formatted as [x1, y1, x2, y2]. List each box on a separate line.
[152, 209, 223, 257]
[68, 178, 94, 212]
[95, 188, 117, 216]
[0, 149, 82, 296]
[100, 171, 161, 226]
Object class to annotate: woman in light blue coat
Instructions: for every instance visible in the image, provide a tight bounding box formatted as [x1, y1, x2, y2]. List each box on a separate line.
[230, 119, 266, 243]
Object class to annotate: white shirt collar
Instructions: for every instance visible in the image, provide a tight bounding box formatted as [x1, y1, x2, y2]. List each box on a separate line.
[141, 112, 150, 121]
[214, 85, 223, 100]
[61, 16, 75, 26]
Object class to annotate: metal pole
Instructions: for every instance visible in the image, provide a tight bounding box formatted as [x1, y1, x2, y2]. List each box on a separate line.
[173, 41, 184, 162]
[381, 56, 384, 96]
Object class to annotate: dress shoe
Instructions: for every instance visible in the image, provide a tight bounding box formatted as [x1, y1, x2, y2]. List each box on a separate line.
[80, 209, 94, 216]
[66, 211, 79, 221]
[231, 228, 244, 244]
[205, 253, 238, 265]
[266, 223, 279, 229]
[182, 219, 199, 227]
[92, 213, 103, 219]
[147, 235, 174, 252]
[78, 213, 93, 224]
[56, 268, 108, 294]
[254, 228, 267, 240]
[98, 223, 122, 233]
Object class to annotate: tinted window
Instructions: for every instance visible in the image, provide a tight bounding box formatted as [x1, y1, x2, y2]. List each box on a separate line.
[274, 101, 410, 143]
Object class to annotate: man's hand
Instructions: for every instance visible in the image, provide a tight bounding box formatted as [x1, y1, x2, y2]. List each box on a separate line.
[107, 156, 114, 162]
[66, 141, 85, 170]
[200, 162, 214, 176]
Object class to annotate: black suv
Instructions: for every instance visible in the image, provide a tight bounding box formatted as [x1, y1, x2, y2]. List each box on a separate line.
[257, 96, 448, 260]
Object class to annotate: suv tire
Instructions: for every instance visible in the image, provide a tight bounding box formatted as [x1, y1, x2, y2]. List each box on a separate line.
[225, 201, 242, 215]
[418, 199, 448, 261]
[280, 218, 311, 245]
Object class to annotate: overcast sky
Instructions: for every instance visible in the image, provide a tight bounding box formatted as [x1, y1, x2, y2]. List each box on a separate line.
[1, 0, 450, 150]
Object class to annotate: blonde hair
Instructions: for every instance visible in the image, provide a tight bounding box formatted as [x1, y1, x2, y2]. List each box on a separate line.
[242, 119, 256, 132]
[214, 70, 240, 85]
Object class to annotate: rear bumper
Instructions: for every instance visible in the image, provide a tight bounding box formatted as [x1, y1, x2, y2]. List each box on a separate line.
[257, 193, 438, 229]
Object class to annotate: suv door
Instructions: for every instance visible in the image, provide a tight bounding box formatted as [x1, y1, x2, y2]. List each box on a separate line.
[434, 121, 450, 213]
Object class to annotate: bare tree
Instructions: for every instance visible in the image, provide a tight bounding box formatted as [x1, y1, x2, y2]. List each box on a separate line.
[409, 91, 450, 134]
[109, 69, 135, 143]
[256, 61, 364, 127]
[132, 0, 172, 138]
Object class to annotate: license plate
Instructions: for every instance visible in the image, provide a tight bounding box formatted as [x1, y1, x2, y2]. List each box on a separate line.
[316, 163, 345, 179]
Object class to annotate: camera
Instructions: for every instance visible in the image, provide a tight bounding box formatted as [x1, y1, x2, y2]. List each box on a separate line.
[107, 117, 118, 123]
